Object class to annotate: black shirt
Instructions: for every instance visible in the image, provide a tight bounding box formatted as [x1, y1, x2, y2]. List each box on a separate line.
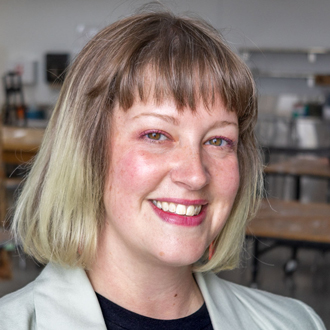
[96, 292, 214, 330]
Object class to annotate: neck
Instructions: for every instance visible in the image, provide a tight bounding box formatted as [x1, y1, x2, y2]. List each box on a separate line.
[87, 231, 204, 319]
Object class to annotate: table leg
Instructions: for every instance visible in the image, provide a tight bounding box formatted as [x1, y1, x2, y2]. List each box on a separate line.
[251, 239, 260, 287]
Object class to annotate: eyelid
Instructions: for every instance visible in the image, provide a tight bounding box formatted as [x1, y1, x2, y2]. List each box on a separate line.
[205, 136, 235, 147]
[140, 129, 171, 141]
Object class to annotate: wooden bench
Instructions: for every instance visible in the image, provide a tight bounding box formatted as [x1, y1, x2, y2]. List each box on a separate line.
[246, 199, 330, 284]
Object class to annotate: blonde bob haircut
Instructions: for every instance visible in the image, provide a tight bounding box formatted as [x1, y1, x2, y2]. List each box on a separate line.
[12, 8, 263, 272]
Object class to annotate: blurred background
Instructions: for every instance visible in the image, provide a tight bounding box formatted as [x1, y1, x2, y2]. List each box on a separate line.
[0, 0, 329, 327]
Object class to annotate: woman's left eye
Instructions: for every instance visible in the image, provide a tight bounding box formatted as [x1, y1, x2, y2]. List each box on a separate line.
[205, 137, 228, 147]
[146, 132, 167, 141]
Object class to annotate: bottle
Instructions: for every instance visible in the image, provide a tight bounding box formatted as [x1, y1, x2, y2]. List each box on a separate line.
[16, 105, 26, 127]
[292, 100, 306, 117]
[323, 94, 330, 120]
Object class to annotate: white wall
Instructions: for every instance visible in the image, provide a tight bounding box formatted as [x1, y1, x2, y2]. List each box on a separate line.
[0, 0, 222, 105]
[1, 0, 330, 105]
[219, 0, 330, 49]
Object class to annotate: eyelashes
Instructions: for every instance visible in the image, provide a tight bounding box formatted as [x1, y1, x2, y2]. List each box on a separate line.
[140, 130, 235, 149]
[140, 130, 170, 143]
[204, 137, 234, 148]
[145, 131, 168, 141]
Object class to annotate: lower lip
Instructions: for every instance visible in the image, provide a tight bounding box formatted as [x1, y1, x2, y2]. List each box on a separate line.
[150, 202, 207, 227]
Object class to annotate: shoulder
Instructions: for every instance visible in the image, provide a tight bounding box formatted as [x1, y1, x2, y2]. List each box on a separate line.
[0, 281, 36, 329]
[195, 272, 325, 330]
[1, 263, 106, 330]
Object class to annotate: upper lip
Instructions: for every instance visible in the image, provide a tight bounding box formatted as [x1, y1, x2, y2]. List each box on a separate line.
[149, 198, 208, 206]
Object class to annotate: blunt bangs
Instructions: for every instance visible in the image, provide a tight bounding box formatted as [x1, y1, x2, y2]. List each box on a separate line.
[85, 12, 256, 133]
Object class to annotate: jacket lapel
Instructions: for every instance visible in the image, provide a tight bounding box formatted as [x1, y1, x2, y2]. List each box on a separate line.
[33, 264, 261, 329]
[195, 272, 257, 330]
[33, 263, 107, 330]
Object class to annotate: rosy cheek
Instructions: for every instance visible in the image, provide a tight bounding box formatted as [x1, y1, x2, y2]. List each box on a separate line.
[114, 149, 165, 193]
[218, 159, 240, 196]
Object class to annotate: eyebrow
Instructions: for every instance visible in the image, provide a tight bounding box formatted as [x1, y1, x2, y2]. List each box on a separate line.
[209, 120, 238, 130]
[132, 113, 180, 125]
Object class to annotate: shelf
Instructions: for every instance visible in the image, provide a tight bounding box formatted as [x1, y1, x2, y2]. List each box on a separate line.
[239, 47, 330, 87]
[251, 71, 330, 86]
[252, 71, 313, 79]
[239, 47, 330, 55]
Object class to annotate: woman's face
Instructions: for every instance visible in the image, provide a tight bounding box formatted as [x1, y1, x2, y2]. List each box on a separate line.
[102, 97, 240, 268]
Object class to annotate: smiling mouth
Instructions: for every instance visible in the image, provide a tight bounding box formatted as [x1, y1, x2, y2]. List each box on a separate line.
[152, 200, 202, 216]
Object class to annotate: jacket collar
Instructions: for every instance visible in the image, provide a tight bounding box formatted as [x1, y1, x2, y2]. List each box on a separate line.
[33, 263, 253, 330]
[195, 272, 255, 330]
[33, 263, 107, 330]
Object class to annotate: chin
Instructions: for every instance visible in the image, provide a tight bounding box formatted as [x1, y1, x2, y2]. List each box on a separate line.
[154, 245, 206, 268]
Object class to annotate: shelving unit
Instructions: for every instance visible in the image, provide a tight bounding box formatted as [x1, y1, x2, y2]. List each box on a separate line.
[238, 47, 330, 89]
[239, 47, 330, 55]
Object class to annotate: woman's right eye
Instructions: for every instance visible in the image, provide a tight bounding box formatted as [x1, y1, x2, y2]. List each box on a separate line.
[146, 132, 167, 141]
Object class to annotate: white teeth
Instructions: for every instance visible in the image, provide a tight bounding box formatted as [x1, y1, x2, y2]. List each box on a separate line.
[152, 200, 203, 216]
[195, 205, 202, 214]
[176, 204, 186, 215]
[186, 205, 195, 216]
[169, 203, 176, 213]
[162, 202, 169, 211]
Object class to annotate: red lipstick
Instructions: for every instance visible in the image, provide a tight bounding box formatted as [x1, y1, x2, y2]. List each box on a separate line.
[150, 201, 207, 227]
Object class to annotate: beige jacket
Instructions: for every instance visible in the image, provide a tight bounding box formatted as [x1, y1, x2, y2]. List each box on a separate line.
[0, 263, 325, 329]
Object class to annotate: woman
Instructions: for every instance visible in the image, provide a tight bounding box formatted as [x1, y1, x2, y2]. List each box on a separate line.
[0, 8, 325, 329]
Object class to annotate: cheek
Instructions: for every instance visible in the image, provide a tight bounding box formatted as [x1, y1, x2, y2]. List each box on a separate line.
[227, 161, 240, 195]
[211, 157, 240, 197]
[108, 148, 166, 197]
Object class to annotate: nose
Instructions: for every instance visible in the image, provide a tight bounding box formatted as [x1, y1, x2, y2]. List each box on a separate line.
[170, 146, 210, 191]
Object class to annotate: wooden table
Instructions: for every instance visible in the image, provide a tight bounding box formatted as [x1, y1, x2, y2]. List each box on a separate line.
[247, 199, 330, 243]
[2, 126, 44, 164]
[246, 198, 330, 284]
[265, 157, 330, 201]
[0, 228, 13, 279]
[0, 228, 12, 247]
[262, 146, 330, 164]
[0, 127, 44, 277]
[248, 156, 330, 284]
[265, 157, 330, 179]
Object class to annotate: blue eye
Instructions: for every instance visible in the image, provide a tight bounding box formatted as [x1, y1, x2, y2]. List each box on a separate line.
[146, 132, 167, 141]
